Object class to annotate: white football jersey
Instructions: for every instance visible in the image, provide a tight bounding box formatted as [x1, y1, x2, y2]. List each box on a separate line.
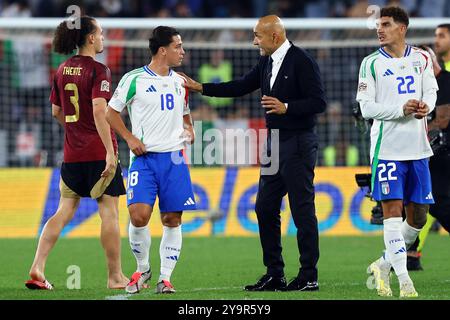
[356, 45, 438, 161]
[109, 65, 190, 160]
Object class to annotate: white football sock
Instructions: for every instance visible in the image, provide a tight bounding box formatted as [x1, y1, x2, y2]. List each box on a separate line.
[128, 222, 151, 273]
[159, 225, 182, 282]
[377, 252, 391, 271]
[383, 217, 411, 285]
[401, 220, 421, 250]
[378, 219, 422, 269]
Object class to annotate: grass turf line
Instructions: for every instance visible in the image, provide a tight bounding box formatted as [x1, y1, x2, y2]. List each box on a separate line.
[0, 235, 449, 300]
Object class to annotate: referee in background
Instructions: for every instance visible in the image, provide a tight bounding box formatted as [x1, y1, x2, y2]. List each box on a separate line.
[182, 15, 326, 291]
[407, 35, 450, 269]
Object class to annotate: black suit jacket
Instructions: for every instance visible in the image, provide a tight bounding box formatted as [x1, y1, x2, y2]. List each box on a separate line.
[202, 42, 327, 132]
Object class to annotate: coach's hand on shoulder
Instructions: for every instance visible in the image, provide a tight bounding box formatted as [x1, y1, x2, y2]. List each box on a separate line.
[403, 99, 420, 116]
[101, 151, 117, 177]
[126, 134, 147, 156]
[178, 72, 203, 93]
[261, 95, 287, 115]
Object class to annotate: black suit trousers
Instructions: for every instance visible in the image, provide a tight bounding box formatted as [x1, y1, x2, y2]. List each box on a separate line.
[429, 153, 450, 233]
[255, 130, 319, 280]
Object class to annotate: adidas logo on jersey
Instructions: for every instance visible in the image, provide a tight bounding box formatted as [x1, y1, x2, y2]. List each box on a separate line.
[184, 197, 195, 206]
[146, 85, 157, 92]
[425, 192, 433, 200]
[382, 69, 394, 76]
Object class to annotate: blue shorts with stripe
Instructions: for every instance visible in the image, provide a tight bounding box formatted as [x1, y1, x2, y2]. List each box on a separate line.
[372, 159, 434, 204]
[126, 151, 196, 212]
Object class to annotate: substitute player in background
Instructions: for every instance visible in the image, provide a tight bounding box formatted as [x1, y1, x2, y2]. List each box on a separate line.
[106, 26, 196, 294]
[434, 24, 450, 71]
[406, 34, 450, 269]
[356, 7, 438, 298]
[26, 16, 129, 290]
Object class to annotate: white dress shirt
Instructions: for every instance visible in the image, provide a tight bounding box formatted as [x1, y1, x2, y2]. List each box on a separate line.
[269, 39, 291, 109]
[269, 39, 291, 89]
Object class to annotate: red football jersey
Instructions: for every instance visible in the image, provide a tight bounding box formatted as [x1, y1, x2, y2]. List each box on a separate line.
[50, 55, 118, 163]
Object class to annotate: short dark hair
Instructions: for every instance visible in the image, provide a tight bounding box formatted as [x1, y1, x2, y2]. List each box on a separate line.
[380, 6, 409, 27]
[53, 16, 97, 55]
[149, 26, 180, 56]
[437, 24, 450, 33]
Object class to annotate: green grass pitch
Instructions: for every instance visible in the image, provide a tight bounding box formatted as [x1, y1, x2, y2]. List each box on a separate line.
[0, 235, 449, 300]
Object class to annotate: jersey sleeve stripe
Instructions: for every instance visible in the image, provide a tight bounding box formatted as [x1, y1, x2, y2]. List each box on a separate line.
[119, 68, 144, 87]
[184, 80, 189, 107]
[361, 51, 379, 78]
[419, 52, 429, 70]
[370, 59, 377, 80]
[126, 75, 138, 104]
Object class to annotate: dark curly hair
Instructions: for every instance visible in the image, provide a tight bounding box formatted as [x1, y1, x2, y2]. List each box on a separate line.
[380, 6, 409, 27]
[52, 16, 97, 55]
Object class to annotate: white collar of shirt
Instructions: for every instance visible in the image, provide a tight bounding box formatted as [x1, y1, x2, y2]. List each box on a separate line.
[271, 39, 291, 66]
[269, 39, 291, 90]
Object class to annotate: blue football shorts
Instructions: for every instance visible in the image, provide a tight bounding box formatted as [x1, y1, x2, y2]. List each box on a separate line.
[126, 151, 196, 212]
[372, 158, 434, 204]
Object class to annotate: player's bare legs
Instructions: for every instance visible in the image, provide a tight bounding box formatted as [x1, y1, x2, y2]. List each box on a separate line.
[29, 196, 80, 282]
[97, 194, 129, 289]
[129, 203, 152, 228]
[381, 199, 403, 219]
[405, 202, 428, 229]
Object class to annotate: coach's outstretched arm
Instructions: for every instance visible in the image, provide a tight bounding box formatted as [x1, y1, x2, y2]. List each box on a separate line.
[180, 63, 260, 97]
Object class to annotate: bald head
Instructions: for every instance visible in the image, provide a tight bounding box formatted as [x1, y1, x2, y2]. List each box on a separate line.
[258, 15, 286, 37]
[253, 15, 287, 56]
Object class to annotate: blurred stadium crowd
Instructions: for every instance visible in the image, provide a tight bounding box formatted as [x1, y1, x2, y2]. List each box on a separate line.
[1, 0, 450, 19]
[0, 0, 444, 169]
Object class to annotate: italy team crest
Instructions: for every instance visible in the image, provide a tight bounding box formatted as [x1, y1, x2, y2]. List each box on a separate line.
[412, 61, 422, 75]
[381, 182, 390, 195]
[174, 82, 182, 95]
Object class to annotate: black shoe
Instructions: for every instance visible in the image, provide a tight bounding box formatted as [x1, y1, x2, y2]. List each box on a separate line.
[244, 274, 287, 291]
[286, 277, 319, 291]
[407, 255, 423, 271]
